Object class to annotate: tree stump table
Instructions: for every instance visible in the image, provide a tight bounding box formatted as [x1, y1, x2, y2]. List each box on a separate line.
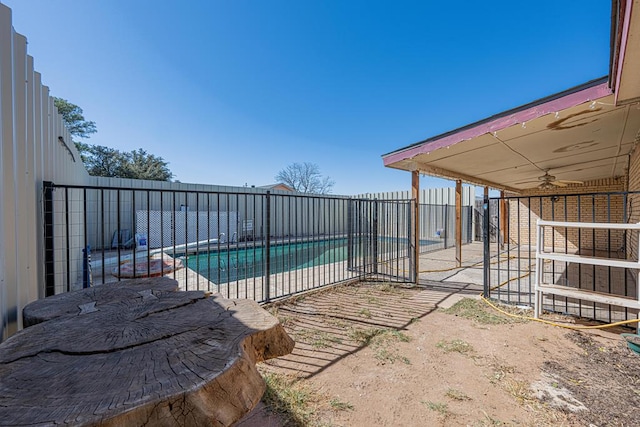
[0, 277, 294, 426]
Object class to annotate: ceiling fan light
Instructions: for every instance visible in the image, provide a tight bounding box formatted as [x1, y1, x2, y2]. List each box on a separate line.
[539, 182, 554, 191]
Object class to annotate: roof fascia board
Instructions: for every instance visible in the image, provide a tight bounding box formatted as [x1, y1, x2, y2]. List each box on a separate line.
[613, 0, 634, 104]
[383, 80, 612, 167]
[416, 164, 520, 193]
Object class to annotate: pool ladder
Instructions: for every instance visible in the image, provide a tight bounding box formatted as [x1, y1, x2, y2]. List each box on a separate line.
[217, 232, 238, 244]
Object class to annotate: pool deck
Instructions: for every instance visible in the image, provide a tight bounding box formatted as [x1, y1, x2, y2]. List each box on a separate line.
[80, 240, 637, 323]
[85, 240, 488, 306]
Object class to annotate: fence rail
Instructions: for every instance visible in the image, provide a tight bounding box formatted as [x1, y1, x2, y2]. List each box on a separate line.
[45, 184, 425, 302]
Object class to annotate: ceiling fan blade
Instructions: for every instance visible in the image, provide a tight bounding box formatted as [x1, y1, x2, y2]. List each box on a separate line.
[551, 181, 568, 187]
[557, 180, 584, 185]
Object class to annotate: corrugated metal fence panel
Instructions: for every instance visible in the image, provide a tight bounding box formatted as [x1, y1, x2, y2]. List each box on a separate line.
[84, 178, 351, 251]
[0, 4, 90, 340]
[358, 186, 476, 206]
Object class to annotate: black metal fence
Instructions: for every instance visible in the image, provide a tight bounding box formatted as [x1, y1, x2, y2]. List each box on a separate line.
[44, 183, 417, 303]
[483, 191, 639, 325]
[419, 204, 474, 250]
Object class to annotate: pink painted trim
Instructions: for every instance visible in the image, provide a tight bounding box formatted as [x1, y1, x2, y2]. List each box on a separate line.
[383, 83, 613, 166]
[614, 0, 633, 104]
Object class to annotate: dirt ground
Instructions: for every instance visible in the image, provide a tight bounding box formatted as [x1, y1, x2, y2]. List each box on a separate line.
[236, 281, 640, 427]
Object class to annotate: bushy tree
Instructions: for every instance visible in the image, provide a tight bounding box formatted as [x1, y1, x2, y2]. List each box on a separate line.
[123, 149, 173, 181]
[275, 162, 335, 194]
[83, 146, 173, 181]
[54, 97, 174, 181]
[53, 97, 97, 139]
[83, 145, 129, 177]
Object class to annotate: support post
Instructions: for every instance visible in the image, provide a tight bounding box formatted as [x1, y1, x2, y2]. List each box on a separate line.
[483, 186, 490, 298]
[411, 171, 420, 284]
[455, 179, 462, 267]
[347, 198, 353, 270]
[265, 191, 271, 302]
[500, 190, 507, 248]
[373, 199, 379, 275]
[43, 181, 55, 297]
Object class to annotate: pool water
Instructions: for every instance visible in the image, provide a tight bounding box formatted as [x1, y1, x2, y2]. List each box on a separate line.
[182, 236, 438, 284]
[183, 238, 353, 284]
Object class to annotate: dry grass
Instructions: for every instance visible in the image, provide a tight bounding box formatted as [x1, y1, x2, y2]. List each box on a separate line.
[260, 370, 353, 427]
[349, 327, 411, 364]
[422, 400, 449, 415]
[436, 339, 474, 355]
[294, 328, 342, 349]
[441, 298, 528, 325]
[445, 388, 471, 401]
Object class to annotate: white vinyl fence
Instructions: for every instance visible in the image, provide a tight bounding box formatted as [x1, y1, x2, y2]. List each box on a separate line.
[136, 210, 239, 248]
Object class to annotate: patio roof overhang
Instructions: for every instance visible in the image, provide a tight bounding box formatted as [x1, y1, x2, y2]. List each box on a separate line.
[383, 0, 640, 194]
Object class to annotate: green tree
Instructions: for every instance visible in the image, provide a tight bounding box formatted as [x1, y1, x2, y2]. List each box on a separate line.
[275, 162, 335, 194]
[53, 97, 96, 162]
[122, 149, 173, 181]
[54, 97, 174, 181]
[82, 146, 173, 181]
[83, 145, 129, 177]
[53, 97, 97, 138]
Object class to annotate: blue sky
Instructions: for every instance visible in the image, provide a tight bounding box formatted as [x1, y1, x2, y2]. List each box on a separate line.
[2, 1, 611, 195]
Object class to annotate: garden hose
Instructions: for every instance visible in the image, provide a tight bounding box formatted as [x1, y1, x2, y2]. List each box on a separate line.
[380, 253, 640, 331]
[480, 260, 640, 330]
[480, 295, 640, 330]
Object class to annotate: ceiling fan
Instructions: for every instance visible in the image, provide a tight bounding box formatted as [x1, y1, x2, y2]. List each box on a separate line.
[515, 170, 584, 189]
[536, 170, 583, 189]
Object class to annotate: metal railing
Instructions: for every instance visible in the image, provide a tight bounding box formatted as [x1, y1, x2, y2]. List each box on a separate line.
[44, 183, 418, 303]
[483, 191, 640, 325]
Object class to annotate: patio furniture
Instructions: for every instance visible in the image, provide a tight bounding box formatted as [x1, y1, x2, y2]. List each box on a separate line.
[1, 277, 294, 426]
[111, 229, 134, 249]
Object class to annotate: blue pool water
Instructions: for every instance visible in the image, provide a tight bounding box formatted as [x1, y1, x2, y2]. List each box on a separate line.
[182, 237, 438, 284]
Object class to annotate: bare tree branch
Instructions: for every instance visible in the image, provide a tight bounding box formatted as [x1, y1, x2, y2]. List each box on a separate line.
[275, 162, 335, 194]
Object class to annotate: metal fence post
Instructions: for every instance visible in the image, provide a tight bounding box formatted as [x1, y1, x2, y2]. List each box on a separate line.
[444, 204, 449, 249]
[373, 199, 379, 275]
[347, 198, 353, 270]
[483, 191, 490, 298]
[408, 199, 416, 283]
[265, 191, 271, 302]
[43, 181, 55, 297]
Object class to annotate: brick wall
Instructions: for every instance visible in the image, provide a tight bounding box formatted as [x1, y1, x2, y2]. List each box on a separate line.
[506, 177, 627, 252]
[627, 146, 640, 260]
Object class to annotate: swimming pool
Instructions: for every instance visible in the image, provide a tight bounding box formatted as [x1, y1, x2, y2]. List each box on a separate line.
[180, 236, 439, 284]
[181, 238, 352, 284]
